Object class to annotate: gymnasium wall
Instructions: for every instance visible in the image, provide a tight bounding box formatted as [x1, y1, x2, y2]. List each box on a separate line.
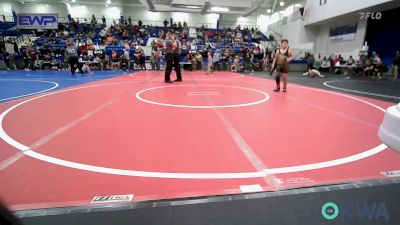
[272, 19, 316, 51]
[304, 0, 393, 26]
[218, 14, 258, 29]
[18, 3, 68, 18]
[0, 2, 16, 20]
[313, 17, 367, 59]
[68, 4, 123, 23]
[270, 10, 367, 59]
[1, 1, 260, 30]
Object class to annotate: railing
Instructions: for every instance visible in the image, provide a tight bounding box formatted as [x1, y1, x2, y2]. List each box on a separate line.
[268, 26, 282, 40]
[218, 21, 260, 30]
[0, 16, 15, 22]
[290, 48, 310, 60]
[268, 11, 302, 30]
[195, 23, 216, 29]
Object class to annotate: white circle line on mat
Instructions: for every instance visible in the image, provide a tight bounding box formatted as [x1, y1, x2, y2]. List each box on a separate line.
[0, 79, 59, 102]
[0, 81, 388, 179]
[26, 74, 122, 78]
[323, 81, 400, 100]
[135, 85, 270, 108]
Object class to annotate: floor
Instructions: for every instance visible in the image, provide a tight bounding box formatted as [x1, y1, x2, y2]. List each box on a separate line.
[0, 69, 399, 211]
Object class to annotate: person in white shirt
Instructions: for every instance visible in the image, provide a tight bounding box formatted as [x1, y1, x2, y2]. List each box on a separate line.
[81, 63, 93, 74]
[213, 50, 221, 71]
[320, 56, 331, 73]
[206, 51, 213, 75]
[123, 49, 130, 70]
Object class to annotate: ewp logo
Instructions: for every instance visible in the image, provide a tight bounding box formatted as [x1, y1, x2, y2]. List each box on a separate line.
[17, 14, 58, 29]
[359, 12, 382, 20]
[321, 202, 390, 221]
[19, 16, 56, 26]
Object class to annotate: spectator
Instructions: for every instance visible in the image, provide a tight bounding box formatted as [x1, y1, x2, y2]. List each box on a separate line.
[42, 52, 53, 70]
[111, 50, 119, 70]
[231, 55, 240, 72]
[21, 48, 30, 71]
[331, 55, 341, 73]
[213, 50, 221, 71]
[188, 51, 196, 70]
[373, 53, 383, 79]
[151, 39, 157, 49]
[133, 48, 141, 69]
[150, 50, 161, 71]
[2, 49, 13, 70]
[81, 62, 94, 74]
[243, 52, 251, 71]
[158, 29, 164, 39]
[194, 52, 202, 70]
[51, 55, 61, 70]
[263, 54, 270, 72]
[206, 51, 213, 75]
[313, 55, 322, 70]
[138, 20, 143, 27]
[26, 39, 33, 46]
[181, 41, 188, 51]
[393, 50, 400, 80]
[347, 55, 355, 65]
[363, 59, 374, 77]
[250, 54, 259, 72]
[27, 47, 39, 71]
[190, 40, 197, 52]
[104, 55, 111, 70]
[91, 15, 97, 27]
[221, 49, 230, 70]
[123, 49, 130, 70]
[10, 17, 275, 75]
[138, 48, 146, 71]
[307, 53, 315, 70]
[128, 16, 132, 26]
[12, 39, 19, 56]
[102, 16, 106, 25]
[320, 56, 331, 73]
[120, 54, 129, 71]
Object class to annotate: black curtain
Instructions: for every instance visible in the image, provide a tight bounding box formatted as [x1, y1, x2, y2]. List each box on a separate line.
[364, 7, 400, 65]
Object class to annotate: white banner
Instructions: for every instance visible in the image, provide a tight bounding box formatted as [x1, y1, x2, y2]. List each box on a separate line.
[17, 14, 58, 29]
[329, 33, 356, 43]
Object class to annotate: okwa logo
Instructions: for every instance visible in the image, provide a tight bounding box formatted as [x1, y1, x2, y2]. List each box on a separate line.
[321, 202, 390, 221]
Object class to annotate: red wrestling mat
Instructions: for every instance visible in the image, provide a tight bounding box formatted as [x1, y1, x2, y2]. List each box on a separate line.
[0, 71, 399, 210]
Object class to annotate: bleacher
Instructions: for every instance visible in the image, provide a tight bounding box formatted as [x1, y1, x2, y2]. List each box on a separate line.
[0, 21, 33, 36]
[100, 25, 269, 67]
[1, 18, 275, 71]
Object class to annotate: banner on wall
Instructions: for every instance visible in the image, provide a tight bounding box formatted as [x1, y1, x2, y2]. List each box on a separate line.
[329, 23, 358, 43]
[17, 14, 58, 29]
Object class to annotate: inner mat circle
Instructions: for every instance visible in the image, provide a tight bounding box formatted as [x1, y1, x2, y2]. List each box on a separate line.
[135, 85, 270, 108]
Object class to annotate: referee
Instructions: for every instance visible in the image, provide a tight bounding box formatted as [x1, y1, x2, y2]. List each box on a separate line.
[65, 41, 84, 76]
[164, 32, 182, 83]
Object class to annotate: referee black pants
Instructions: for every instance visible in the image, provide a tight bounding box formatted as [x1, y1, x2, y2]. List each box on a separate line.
[165, 53, 182, 81]
[68, 57, 83, 75]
